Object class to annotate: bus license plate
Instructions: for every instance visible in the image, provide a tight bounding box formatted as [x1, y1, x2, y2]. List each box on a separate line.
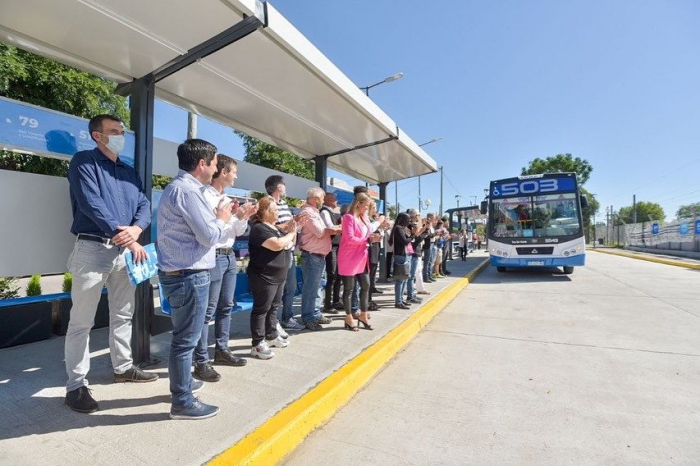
[527, 260, 545, 266]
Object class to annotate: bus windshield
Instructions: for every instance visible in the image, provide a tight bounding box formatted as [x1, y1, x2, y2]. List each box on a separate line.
[491, 193, 580, 238]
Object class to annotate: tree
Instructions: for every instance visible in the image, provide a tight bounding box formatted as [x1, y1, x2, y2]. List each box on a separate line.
[0, 277, 20, 300]
[237, 131, 315, 206]
[677, 202, 700, 219]
[238, 132, 314, 181]
[618, 201, 665, 224]
[0, 43, 130, 176]
[521, 153, 593, 185]
[521, 153, 598, 239]
[385, 204, 398, 220]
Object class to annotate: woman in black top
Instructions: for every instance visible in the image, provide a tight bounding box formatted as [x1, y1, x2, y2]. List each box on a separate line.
[248, 196, 298, 360]
[390, 213, 413, 309]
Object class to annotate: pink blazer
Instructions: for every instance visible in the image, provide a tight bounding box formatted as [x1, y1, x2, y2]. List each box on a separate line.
[337, 213, 371, 276]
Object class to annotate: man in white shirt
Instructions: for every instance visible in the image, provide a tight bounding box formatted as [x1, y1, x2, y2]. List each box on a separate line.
[194, 155, 257, 382]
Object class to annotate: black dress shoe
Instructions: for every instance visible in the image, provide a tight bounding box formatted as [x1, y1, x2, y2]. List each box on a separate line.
[368, 301, 379, 311]
[332, 302, 345, 311]
[394, 302, 410, 310]
[370, 288, 384, 294]
[194, 362, 221, 382]
[114, 366, 158, 383]
[65, 386, 99, 413]
[214, 349, 247, 367]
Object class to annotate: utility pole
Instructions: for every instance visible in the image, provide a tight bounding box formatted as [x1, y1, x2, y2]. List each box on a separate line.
[633, 194, 637, 224]
[439, 166, 444, 217]
[394, 181, 398, 217]
[187, 112, 197, 139]
[418, 176, 422, 213]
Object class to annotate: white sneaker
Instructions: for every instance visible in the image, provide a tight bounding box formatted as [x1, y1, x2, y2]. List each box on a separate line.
[276, 322, 289, 340]
[251, 341, 275, 360]
[266, 336, 290, 348]
[281, 317, 304, 331]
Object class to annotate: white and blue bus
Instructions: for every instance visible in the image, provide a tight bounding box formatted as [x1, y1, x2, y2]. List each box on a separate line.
[482, 173, 588, 274]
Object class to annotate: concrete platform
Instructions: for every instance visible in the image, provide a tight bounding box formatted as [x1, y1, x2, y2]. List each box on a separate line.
[0, 253, 487, 466]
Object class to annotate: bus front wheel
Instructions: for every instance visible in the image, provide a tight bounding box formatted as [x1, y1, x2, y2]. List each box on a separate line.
[563, 266, 574, 274]
[497, 266, 506, 273]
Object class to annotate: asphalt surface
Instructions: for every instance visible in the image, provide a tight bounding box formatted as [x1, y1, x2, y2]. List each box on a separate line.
[284, 252, 700, 465]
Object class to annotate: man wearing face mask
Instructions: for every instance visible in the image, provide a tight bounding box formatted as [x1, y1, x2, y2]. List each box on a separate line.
[64, 114, 157, 414]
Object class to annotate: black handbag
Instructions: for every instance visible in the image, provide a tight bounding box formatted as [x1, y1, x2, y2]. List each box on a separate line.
[392, 259, 411, 280]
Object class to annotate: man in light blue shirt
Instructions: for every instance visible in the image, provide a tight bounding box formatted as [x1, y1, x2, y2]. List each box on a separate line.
[157, 139, 234, 420]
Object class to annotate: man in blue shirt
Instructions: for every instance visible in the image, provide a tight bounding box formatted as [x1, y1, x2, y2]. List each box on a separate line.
[157, 139, 234, 420]
[64, 114, 157, 414]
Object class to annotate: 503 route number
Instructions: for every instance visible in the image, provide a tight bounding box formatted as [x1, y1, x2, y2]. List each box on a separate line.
[493, 179, 558, 197]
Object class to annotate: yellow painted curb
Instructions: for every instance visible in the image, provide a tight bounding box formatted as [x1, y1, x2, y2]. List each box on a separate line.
[590, 248, 700, 270]
[208, 259, 490, 466]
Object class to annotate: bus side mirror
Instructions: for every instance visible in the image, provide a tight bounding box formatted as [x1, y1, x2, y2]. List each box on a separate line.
[480, 201, 488, 215]
[581, 195, 590, 209]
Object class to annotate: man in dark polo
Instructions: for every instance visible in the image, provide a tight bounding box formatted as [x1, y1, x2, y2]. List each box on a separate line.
[64, 114, 157, 414]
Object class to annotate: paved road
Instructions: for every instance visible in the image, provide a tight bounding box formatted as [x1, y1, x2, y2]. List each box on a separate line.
[284, 253, 700, 465]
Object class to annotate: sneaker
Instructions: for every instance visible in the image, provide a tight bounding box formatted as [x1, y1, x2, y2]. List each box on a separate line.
[281, 317, 304, 331]
[332, 302, 345, 311]
[114, 366, 158, 383]
[402, 301, 412, 306]
[417, 290, 431, 295]
[251, 341, 275, 359]
[315, 316, 332, 325]
[304, 321, 323, 331]
[276, 322, 289, 339]
[191, 380, 204, 394]
[170, 398, 220, 420]
[65, 386, 99, 413]
[194, 362, 221, 382]
[266, 336, 290, 348]
[214, 349, 247, 367]
[408, 297, 422, 304]
[368, 301, 379, 311]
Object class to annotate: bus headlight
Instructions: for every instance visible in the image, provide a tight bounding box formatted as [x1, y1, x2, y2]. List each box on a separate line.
[496, 250, 503, 256]
[564, 251, 570, 257]
[503, 252, 509, 257]
[570, 249, 577, 255]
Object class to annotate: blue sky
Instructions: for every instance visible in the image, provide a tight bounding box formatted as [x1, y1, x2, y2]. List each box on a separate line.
[155, 0, 700, 220]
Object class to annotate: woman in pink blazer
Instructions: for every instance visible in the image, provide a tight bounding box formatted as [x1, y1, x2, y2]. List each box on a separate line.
[338, 193, 381, 331]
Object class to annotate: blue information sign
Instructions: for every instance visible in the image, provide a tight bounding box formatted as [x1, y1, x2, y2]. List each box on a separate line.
[0, 96, 135, 166]
[679, 222, 689, 236]
[695, 220, 700, 235]
[651, 222, 660, 236]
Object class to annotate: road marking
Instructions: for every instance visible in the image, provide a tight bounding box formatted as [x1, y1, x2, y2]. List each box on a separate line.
[208, 259, 490, 466]
[590, 248, 700, 270]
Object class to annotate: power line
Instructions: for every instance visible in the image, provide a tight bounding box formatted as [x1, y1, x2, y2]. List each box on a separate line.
[608, 157, 700, 202]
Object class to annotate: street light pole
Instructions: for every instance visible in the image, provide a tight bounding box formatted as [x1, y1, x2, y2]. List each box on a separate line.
[417, 137, 442, 214]
[360, 72, 404, 96]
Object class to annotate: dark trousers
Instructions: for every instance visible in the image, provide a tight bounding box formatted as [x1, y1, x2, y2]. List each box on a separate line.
[324, 247, 341, 309]
[386, 251, 394, 278]
[460, 246, 467, 261]
[440, 246, 449, 275]
[342, 273, 369, 315]
[248, 273, 283, 346]
[369, 261, 378, 301]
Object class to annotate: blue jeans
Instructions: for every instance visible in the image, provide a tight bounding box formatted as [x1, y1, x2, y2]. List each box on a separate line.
[159, 271, 210, 409]
[300, 251, 325, 323]
[408, 255, 419, 299]
[195, 253, 237, 364]
[428, 244, 437, 277]
[393, 255, 409, 304]
[280, 251, 297, 322]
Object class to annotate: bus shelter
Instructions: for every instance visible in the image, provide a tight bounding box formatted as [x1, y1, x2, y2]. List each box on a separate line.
[0, 0, 438, 362]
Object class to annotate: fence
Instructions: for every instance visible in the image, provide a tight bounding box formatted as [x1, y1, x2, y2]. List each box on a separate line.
[594, 217, 700, 253]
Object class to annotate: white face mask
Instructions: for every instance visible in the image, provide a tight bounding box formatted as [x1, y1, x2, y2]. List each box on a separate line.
[103, 134, 125, 154]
